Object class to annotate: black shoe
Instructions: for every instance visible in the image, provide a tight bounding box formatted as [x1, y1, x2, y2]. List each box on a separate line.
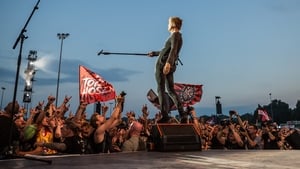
[178, 108, 185, 117]
[180, 117, 188, 123]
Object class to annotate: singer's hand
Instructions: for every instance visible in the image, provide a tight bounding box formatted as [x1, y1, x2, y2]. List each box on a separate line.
[148, 51, 155, 57]
[163, 63, 171, 75]
[148, 51, 159, 57]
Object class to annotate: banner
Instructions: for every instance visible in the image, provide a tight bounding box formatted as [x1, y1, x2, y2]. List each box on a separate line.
[147, 83, 203, 110]
[79, 65, 116, 104]
[258, 109, 271, 122]
[174, 83, 203, 107]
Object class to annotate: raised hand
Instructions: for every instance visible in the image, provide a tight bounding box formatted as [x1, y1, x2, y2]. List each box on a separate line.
[63, 95, 72, 104]
[142, 104, 149, 118]
[48, 95, 56, 103]
[101, 105, 109, 114]
[116, 93, 125, 110]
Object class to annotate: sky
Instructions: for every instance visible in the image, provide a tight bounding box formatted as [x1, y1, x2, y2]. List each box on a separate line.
[0, 0, 299, 118]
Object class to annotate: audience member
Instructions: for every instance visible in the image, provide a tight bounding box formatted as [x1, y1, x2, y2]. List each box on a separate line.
[281, 127, 300, 149]
[121, 120, 145, 152]
[0, 101, 20, 158]
[2, 92, 300, 158]
[261, 122, 280, 149]
[89, 94, 124, 153]
[244, 124, 263, 149]
[17, 108, 57, 156]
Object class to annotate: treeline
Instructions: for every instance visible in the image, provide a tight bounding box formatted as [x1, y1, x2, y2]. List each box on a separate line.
[202, 99, 300, 125]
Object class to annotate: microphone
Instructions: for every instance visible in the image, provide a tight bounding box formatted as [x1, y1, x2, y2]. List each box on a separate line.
[97, 49, 103, 55]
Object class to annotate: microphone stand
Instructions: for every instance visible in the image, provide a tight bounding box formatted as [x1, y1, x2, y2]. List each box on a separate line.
[97, 49, 183, 65]
[7, 0, 52, 164]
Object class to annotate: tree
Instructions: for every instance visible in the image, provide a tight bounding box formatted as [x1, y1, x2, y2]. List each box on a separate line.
[270, 99, 292, 123]
[291, 100, 300, 120]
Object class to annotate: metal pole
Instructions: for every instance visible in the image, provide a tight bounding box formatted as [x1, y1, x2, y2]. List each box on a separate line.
[55, 33, 69, 107]
[0, 87, 5, 110]
[109, 102, 113, 116]
[269, 93, 273, 122]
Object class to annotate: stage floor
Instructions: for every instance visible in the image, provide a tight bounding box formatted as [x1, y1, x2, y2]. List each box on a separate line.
[0, 150, 299, 169]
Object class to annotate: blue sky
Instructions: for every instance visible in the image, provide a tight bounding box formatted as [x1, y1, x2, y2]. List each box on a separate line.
[1, 0, 299, 118]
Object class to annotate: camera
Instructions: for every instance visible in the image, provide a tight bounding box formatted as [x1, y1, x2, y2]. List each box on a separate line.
[229, 110, 236, 116]
[120, 91, 126, 97]
[220, 118, 231, 126]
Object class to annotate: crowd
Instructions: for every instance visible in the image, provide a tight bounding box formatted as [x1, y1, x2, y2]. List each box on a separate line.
[1, 93, 300, 159]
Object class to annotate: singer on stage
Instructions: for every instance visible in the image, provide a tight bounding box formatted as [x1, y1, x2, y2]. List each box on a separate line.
[148, 16, 187, 123]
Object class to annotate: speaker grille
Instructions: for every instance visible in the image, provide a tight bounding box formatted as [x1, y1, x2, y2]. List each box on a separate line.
[151, 124, 202, 151]
[163, 135, 200, 143]
[160, 125, 196, 135]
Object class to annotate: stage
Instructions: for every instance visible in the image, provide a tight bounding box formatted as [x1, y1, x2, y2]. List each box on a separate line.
[0, 150, 299, 169]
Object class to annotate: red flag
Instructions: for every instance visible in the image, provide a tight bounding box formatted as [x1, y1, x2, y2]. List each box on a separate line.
[174, 83, 203, 107]
[79, 65, 116, 104]
[258, 109, 271, 122]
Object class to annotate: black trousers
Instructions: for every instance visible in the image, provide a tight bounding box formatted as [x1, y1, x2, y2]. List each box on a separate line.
[155, 66, 184, 118]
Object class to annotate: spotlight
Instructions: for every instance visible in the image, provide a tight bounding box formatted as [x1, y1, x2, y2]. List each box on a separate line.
[23, 92, 31, 103]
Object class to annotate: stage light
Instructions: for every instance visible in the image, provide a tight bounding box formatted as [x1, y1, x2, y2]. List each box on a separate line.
[23, 50, 38, 103]
[23, 92, 31, 103]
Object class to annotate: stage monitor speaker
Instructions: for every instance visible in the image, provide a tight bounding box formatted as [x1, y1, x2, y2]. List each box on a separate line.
[151, 124, 202, 152]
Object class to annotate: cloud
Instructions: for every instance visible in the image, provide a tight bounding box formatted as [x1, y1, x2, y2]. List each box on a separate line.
[0, 54, 141, 88]
[0, 67, 16, 83]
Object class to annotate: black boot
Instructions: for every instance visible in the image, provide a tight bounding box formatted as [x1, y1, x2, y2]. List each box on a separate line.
[179, 108, 188, 123]
[180, 115, 188, 123]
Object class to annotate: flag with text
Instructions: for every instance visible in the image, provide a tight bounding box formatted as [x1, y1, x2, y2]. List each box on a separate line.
[79, 65, 116, 104]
